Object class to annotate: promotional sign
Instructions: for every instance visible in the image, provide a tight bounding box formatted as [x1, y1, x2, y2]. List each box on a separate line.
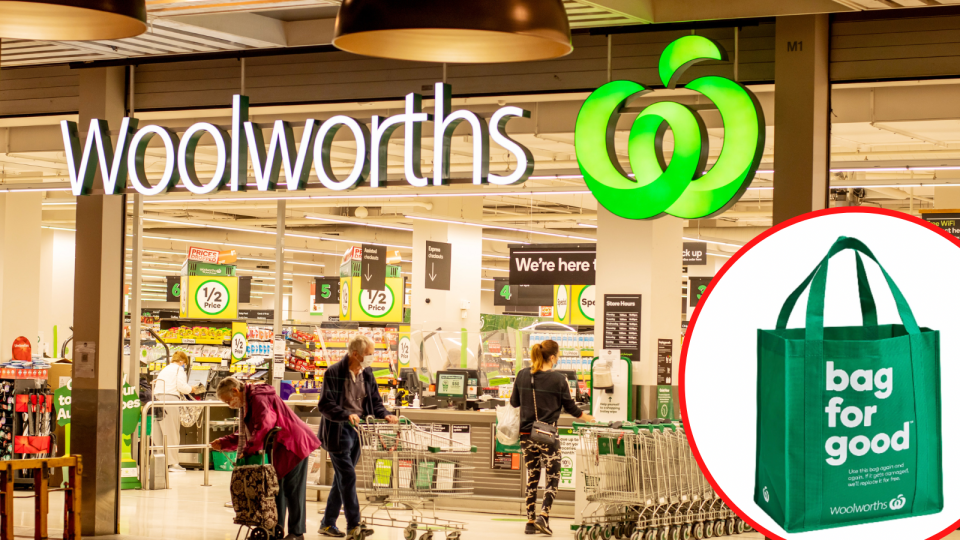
[231, 322, 248, 364]
[656, 338, 672, 385]
[558, 427, 578, 490]
[165, 276, 181, 303]
[576, 35, 764, 220]
[424, 240, 452, 291]
[571, 285, 596, 325]
[181, 275, 239, 319]
[121, 382, 142, 489]
[361, 244, 387, 292]
[602, 294, 641, 361]
[656, 386, 674, 420]
[921, 212, 960, 240]
[218, 249, 238, 264]
[62, 83, 532, 197]
[387, 250, 403, 264]
[688, 276, 712, 308]
[682, 242, 707, 265]
[492, 278, 553, 308]
[553, 285, 571, 323]
[509, 245, 596, 286]
[539, 306, 554, 318]
[187, 246, 219, 264]
[340, 276, 403, 323]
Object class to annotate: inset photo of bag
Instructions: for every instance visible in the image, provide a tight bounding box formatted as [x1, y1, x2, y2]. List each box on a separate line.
[755, 236, 943, 533]
[680, 208, 960, 540]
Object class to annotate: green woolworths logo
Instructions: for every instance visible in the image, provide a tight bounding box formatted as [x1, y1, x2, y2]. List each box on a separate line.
[575, 36, 765, 220]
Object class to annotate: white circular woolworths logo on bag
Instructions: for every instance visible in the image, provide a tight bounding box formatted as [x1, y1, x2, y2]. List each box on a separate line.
[890, 494, 906, 511]
[763, 486, 769, 503]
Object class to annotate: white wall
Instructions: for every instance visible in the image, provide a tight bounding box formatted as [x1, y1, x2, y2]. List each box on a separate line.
[291, 275, 326, 323]
[38, 229, 76, 356]
[0, 193, 43, 358]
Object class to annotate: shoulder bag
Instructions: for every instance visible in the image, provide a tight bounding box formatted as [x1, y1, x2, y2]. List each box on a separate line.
[529, 372, 558, 447]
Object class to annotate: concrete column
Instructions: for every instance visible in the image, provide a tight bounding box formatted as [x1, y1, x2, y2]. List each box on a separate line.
[72, 66, 126, 537]
[594, 208, 682, 419]
[772, 14, 831, 225]
[0, 192, 43, 357]
[410, 198, 482, 373]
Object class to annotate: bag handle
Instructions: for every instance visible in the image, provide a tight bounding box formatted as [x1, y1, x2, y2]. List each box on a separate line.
[806, 237, 919, 339]
[775, 236, 919, 336]
[776, 251, 876, 330]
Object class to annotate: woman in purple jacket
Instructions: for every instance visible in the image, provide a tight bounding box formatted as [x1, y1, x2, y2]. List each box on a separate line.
[212, 377, 320, 540]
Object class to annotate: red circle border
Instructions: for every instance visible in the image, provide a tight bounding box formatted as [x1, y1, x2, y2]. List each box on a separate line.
[678, 206, 960, 540]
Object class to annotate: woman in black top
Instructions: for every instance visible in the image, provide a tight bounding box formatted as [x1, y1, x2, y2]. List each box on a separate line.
[510, 339, 595, 536]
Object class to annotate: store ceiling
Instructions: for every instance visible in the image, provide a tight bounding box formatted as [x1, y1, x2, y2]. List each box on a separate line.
[1, 0, 957, 68]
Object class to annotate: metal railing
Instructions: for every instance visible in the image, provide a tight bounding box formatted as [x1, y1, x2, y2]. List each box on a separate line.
[138, 399, 230, 489]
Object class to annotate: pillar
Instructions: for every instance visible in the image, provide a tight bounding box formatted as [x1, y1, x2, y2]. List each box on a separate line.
[72, 66, 126, 536]
[410, 198, 482, 373]
[594, 208, 682, 419]
[772, 14, 831, 225]
[0, 192, 42, 357]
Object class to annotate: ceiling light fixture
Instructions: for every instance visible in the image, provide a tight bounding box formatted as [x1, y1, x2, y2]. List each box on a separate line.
[0, 0, 147, 41]
[332, 0, 572, 63]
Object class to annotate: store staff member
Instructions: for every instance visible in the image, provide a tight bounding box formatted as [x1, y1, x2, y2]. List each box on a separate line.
[317, 334, 398, 538]
[153, 351, 202, 472]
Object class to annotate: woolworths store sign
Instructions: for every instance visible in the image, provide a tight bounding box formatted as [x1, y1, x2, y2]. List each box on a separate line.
[63, 36, 761, 221]
[61, 82, 533, 196]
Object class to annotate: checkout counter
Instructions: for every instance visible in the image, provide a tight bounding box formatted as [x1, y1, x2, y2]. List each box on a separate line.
[292, 369, 585, 518]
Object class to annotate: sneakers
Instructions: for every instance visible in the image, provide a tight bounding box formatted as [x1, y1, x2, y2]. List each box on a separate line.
[167, 464, 186, 473]
[525, 522, 539, 534]
[534, 516, 552, 536]
[347, 525, 373, 538]
[282, 535, 304, 540]
[318, 525, 345, 537]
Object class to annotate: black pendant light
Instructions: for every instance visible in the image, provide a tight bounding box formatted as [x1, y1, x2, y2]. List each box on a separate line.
[333, 0, 572, 63]
[0, 0, 146, 41]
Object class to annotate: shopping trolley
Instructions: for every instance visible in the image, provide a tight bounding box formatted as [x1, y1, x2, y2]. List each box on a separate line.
[354, 416, 477, 540]
[575, 421, 751, 540]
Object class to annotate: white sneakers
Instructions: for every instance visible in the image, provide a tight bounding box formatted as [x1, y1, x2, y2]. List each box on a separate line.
[168, 464, 186, 473]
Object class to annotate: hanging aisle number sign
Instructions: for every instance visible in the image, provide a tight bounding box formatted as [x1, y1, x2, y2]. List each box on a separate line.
[61, 83, 534, 197]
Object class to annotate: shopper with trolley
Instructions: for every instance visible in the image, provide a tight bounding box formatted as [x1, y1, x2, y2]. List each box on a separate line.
[211, 377, 320, 540]
[512, 339, 594, 536]
[317, 334, 398, 538]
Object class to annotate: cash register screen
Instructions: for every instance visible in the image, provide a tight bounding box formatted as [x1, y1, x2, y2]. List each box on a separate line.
[187, 367, 209, 387]
[436, 371, 467, 398]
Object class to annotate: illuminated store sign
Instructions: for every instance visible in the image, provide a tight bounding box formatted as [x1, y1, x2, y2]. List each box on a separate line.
[60, 82, 534, 197]
[575, 35, 765, 220]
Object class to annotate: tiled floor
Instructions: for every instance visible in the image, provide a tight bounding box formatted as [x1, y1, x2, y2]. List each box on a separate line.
[7, 471, 958, 539]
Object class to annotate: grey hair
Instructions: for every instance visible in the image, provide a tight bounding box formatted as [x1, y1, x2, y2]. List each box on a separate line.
[348, 333, 374, 357]
[216, 376, 244, 396]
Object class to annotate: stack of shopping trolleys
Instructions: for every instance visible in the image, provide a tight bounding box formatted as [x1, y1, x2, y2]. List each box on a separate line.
[576, 421, 751, 540]
[355, 417, 476, 540]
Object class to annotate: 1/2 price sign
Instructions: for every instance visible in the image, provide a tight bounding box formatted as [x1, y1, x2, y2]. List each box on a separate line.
[182, 276, 238, 319]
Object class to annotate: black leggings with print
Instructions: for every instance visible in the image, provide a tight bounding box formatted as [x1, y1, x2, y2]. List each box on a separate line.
[520, 434, 562, 521]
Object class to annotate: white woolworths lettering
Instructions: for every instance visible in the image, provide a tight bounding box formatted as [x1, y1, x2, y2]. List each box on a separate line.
[823, 362, 908, 466]
[60, 82, 534, 197]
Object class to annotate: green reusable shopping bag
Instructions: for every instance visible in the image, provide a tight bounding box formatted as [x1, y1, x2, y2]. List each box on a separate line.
[755, 236, 942, 533]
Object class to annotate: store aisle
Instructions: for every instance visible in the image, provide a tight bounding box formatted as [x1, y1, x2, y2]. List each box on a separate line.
[7, 470, 955, 539]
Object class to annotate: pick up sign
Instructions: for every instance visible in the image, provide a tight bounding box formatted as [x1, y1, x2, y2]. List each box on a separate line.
[509, 245, 596, 286]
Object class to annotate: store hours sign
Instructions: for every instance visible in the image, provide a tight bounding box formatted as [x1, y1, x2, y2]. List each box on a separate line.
[61, 83, 534, 197]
